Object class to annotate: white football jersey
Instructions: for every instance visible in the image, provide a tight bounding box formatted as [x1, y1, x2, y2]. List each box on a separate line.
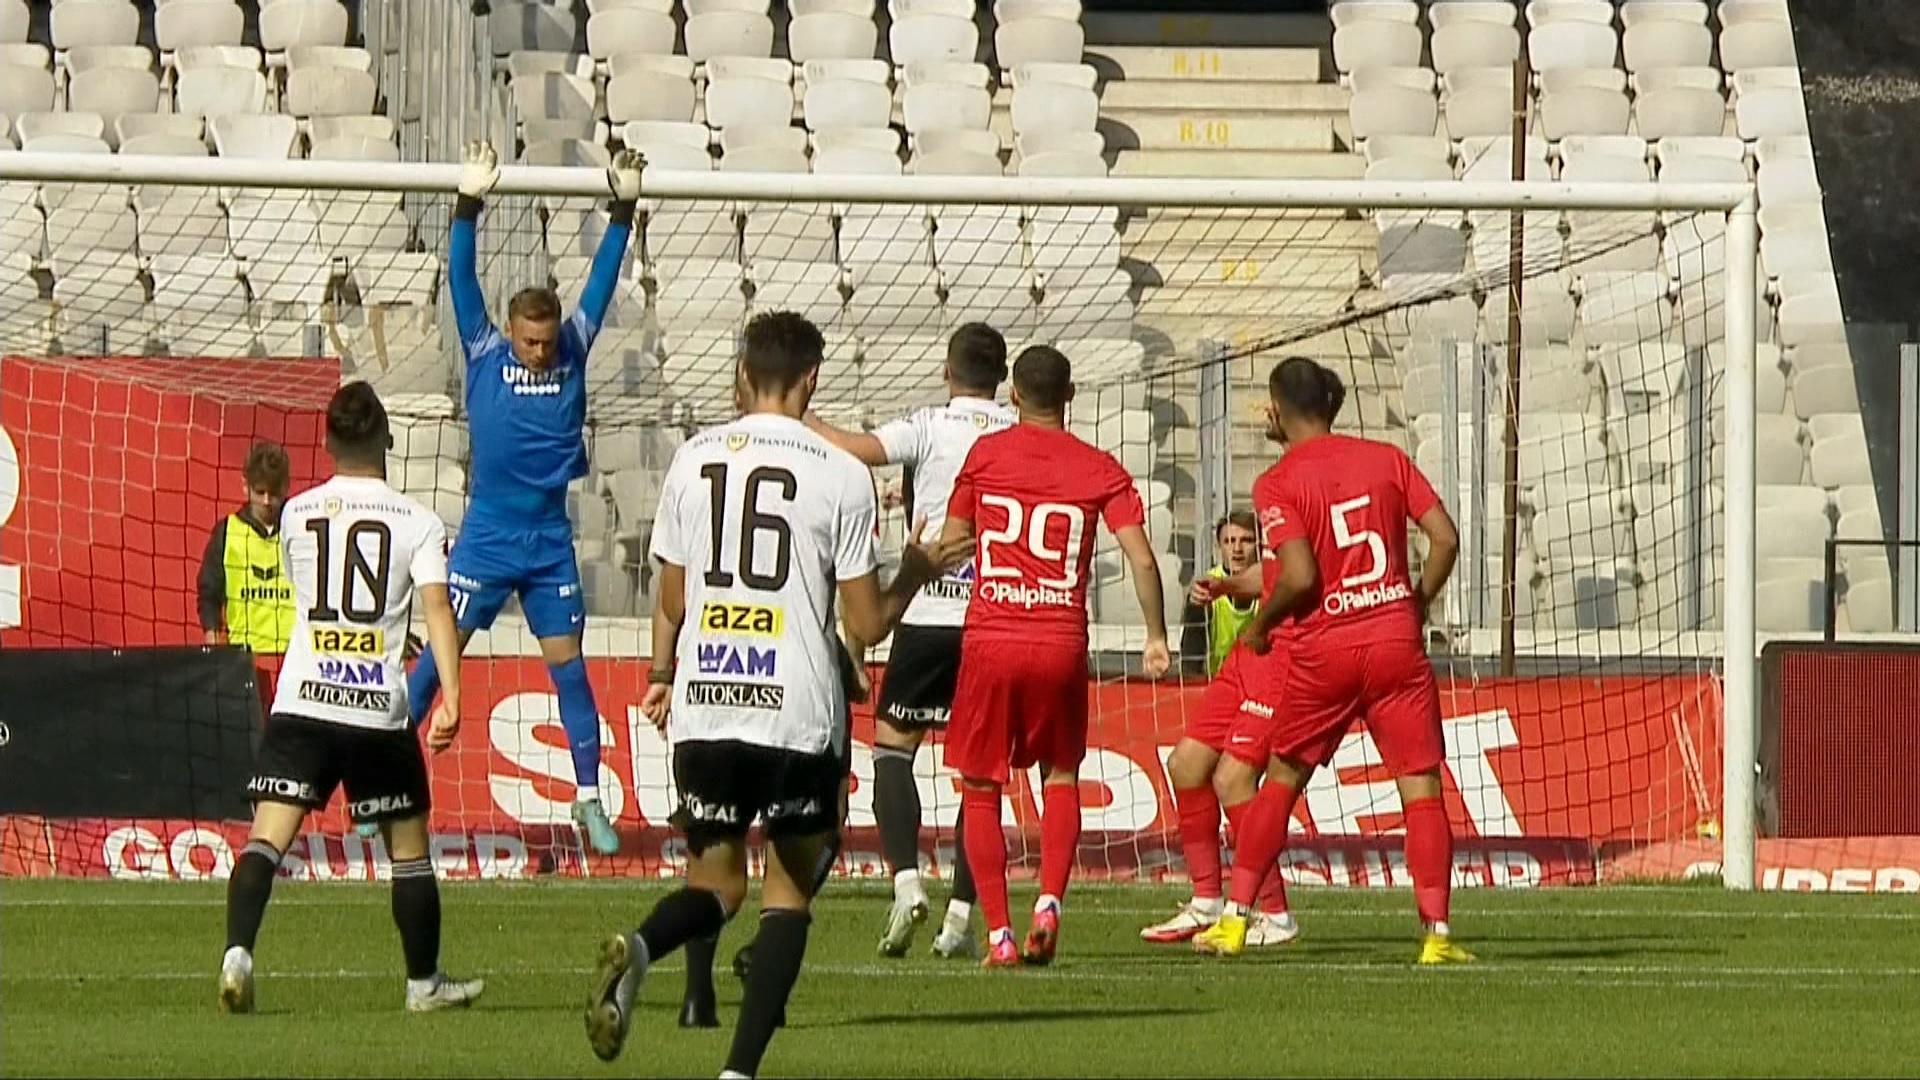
[650, 413, 878, 757]
[273, 476, 449, 732]
[873, 396, 1013, 627]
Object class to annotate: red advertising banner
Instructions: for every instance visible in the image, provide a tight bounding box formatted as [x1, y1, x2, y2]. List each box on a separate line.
[3, 661, 1727, 887]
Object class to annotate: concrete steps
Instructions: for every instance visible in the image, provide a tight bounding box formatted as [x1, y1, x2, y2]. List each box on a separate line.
[1085, 45, 1325, 84]
[1112, 148, 1364, 179]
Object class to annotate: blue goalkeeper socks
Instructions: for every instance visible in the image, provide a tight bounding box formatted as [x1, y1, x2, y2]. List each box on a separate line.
[549, 656, 603, 790]
[406, 648, 442, 730]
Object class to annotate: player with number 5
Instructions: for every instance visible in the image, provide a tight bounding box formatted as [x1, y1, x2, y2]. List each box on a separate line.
[937, 345, 1172, 969]
[1191, 356, 1470, 965]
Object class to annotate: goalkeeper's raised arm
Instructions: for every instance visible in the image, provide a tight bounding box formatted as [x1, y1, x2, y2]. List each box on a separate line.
[399, 141, 645, 858]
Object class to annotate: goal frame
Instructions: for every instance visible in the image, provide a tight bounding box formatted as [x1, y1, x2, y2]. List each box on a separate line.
[0, 152, 1763, 889]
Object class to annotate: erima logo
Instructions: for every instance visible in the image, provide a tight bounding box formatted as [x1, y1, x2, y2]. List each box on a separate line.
[700, 602, 783, 637]
[249, 564, 279, 582]
[685, 680, 785, 710]
[980, 580, 1075, 609]
[768, 795, 822, 819]
[503, 364, 566, 396]
[1238, 700, 1274, 719]
[1323, 580, 1414, 616]
[297, 680, 392, 712]
[237, 579, 292, 602]
[248, 775, 317, 802]
[696, 643, 777, 678]
[450, 572, 482, 591]
[317, 659, 385, 687]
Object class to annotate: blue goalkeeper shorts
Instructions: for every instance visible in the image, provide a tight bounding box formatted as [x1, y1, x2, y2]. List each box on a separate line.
[445, 513, 585, 640]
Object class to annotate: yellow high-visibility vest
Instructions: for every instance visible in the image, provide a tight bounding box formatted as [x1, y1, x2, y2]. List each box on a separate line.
[223, 515, 295, 654]
[1205, 563, 1258, 676]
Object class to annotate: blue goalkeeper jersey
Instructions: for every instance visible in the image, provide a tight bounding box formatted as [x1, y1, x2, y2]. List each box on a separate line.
[449, 202, 631, 528]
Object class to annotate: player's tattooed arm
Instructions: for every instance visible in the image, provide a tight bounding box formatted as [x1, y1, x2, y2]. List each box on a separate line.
[1239, 538, 1317, 656]
[642, 561, 687, 731]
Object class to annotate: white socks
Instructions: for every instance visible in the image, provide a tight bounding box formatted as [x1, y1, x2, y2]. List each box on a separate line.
[1191, 896, 1224, 915]
[1034, 894, 1061, 916]
[222, 946, 251, 973]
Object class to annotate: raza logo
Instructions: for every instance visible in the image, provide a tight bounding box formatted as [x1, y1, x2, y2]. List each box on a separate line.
[311, 627, 384, 655]
[317, 658, 385, 686]
[699, 602, 783, 637]
[696, 643, 777, 678]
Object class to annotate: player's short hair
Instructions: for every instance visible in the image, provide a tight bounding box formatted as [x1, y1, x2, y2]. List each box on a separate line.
[1010, 344, 1072, 412]
[1216, 509, 1258, 539]
[325, 381, 391, 466]
[243, 441, 290, 493]
[740, 311, 826, 395]
[945, 322, 1008, 392]
[1269, 356, 1346, 425]
[507, 286, 562, 324]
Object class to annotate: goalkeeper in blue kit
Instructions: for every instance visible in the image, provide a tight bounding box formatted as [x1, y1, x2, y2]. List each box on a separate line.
[401, 141, 641, 855]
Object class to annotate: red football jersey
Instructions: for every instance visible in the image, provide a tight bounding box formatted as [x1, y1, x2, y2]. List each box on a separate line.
[948, 423, 1146, 644]
[1253, 434, 1441, 647]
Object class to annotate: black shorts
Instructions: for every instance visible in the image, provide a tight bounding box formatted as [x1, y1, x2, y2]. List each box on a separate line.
[876, 623, 963, 729]
[246, 713, 431, 825]
[671, 739, 843, 855]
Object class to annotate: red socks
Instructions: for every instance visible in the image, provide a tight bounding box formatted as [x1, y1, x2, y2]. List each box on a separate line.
[1039, 782, 1081, 902]
[1403, 794, 1453, 927]
[961, 785, 1010, 935]
[1223, 798, 1289, 915]
[1174, 785, 1222, 902]
[1227, 781, 1299, 909]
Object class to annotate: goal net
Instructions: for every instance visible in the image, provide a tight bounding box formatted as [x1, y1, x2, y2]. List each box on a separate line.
[0, 159, 1758, 890]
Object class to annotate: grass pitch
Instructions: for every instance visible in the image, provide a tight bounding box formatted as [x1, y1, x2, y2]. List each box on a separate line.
[4, 879, 1918, 1077]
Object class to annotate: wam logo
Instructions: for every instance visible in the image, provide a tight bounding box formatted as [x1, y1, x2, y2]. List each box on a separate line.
[317, 659, 385, 687]
[696, 643, 776, 678]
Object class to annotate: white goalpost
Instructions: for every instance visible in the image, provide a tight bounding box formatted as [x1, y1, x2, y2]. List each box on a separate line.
[0, 151, 1759, 890]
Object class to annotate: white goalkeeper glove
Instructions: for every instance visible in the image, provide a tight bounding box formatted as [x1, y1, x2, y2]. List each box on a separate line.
[458, 141, 500, 200]
[607, 148, 643, 203]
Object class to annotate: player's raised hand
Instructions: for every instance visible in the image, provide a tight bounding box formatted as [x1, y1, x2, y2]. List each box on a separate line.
[1140, 636, 1172, 679]
[1188, 577, 1219, 606]
[426, 701, 460, 753]
[607, 148, 644, 202]
[641, 683, 671, 732]
[902, 514, 974, 581]
[458, 141, 500, 199]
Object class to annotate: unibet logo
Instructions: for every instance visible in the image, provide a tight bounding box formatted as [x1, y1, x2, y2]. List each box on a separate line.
[1323, 580, 1413, 617]
[503, 364, 565, 396]
[700, 602, 783, 637]
[696, 643, 777, 677]
[980, 580, 1075, 610]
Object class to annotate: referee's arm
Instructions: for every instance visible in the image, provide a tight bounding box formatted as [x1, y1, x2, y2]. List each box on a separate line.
[196, 518, 228, 645]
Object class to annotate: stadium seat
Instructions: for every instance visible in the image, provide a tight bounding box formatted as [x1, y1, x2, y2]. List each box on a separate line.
[155, 1, 246, 51]
[1735, 86, 1809, 138]
[902, 80, 990, 134]
[1634, 87, 1726, 139]
[258, 0, 350, 50]
[1529, 21, 1618, 71]
[1430, 22, 1520, 74]
[284, 56, 378, 118]
[1622, 20, 1711, 70]
[52, 1, 140, 49]
[1010, 81, 1097, 136]
[803, 75, 890, 129]
[1718, 19, 1797, 72]
[586, 7, 677, 60]
[789, 12, 878, 62]
[0, 62, 53, 113]
[685, 11, 775, 61]
[210, 113, 299, 157]
[606, 66, 696, 124]
[890, 14, 978, 67]
[995, 16, 1084, 70]
[176, 66, 268, 115]
[1539, 86, 1630, 139]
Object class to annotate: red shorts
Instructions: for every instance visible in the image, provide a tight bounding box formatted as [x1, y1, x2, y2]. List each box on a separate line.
[944, 636, 1089, 785]
[1268, 635, 1444, 776]
[1186, 647, 1289, 768]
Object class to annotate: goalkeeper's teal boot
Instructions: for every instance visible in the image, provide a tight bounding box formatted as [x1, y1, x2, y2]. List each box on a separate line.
[573, 799, 621, 856]
[355, 820, 379, 840]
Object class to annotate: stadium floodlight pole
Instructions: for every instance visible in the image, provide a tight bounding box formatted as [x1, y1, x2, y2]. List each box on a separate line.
[1721, 191, 1762, 893]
